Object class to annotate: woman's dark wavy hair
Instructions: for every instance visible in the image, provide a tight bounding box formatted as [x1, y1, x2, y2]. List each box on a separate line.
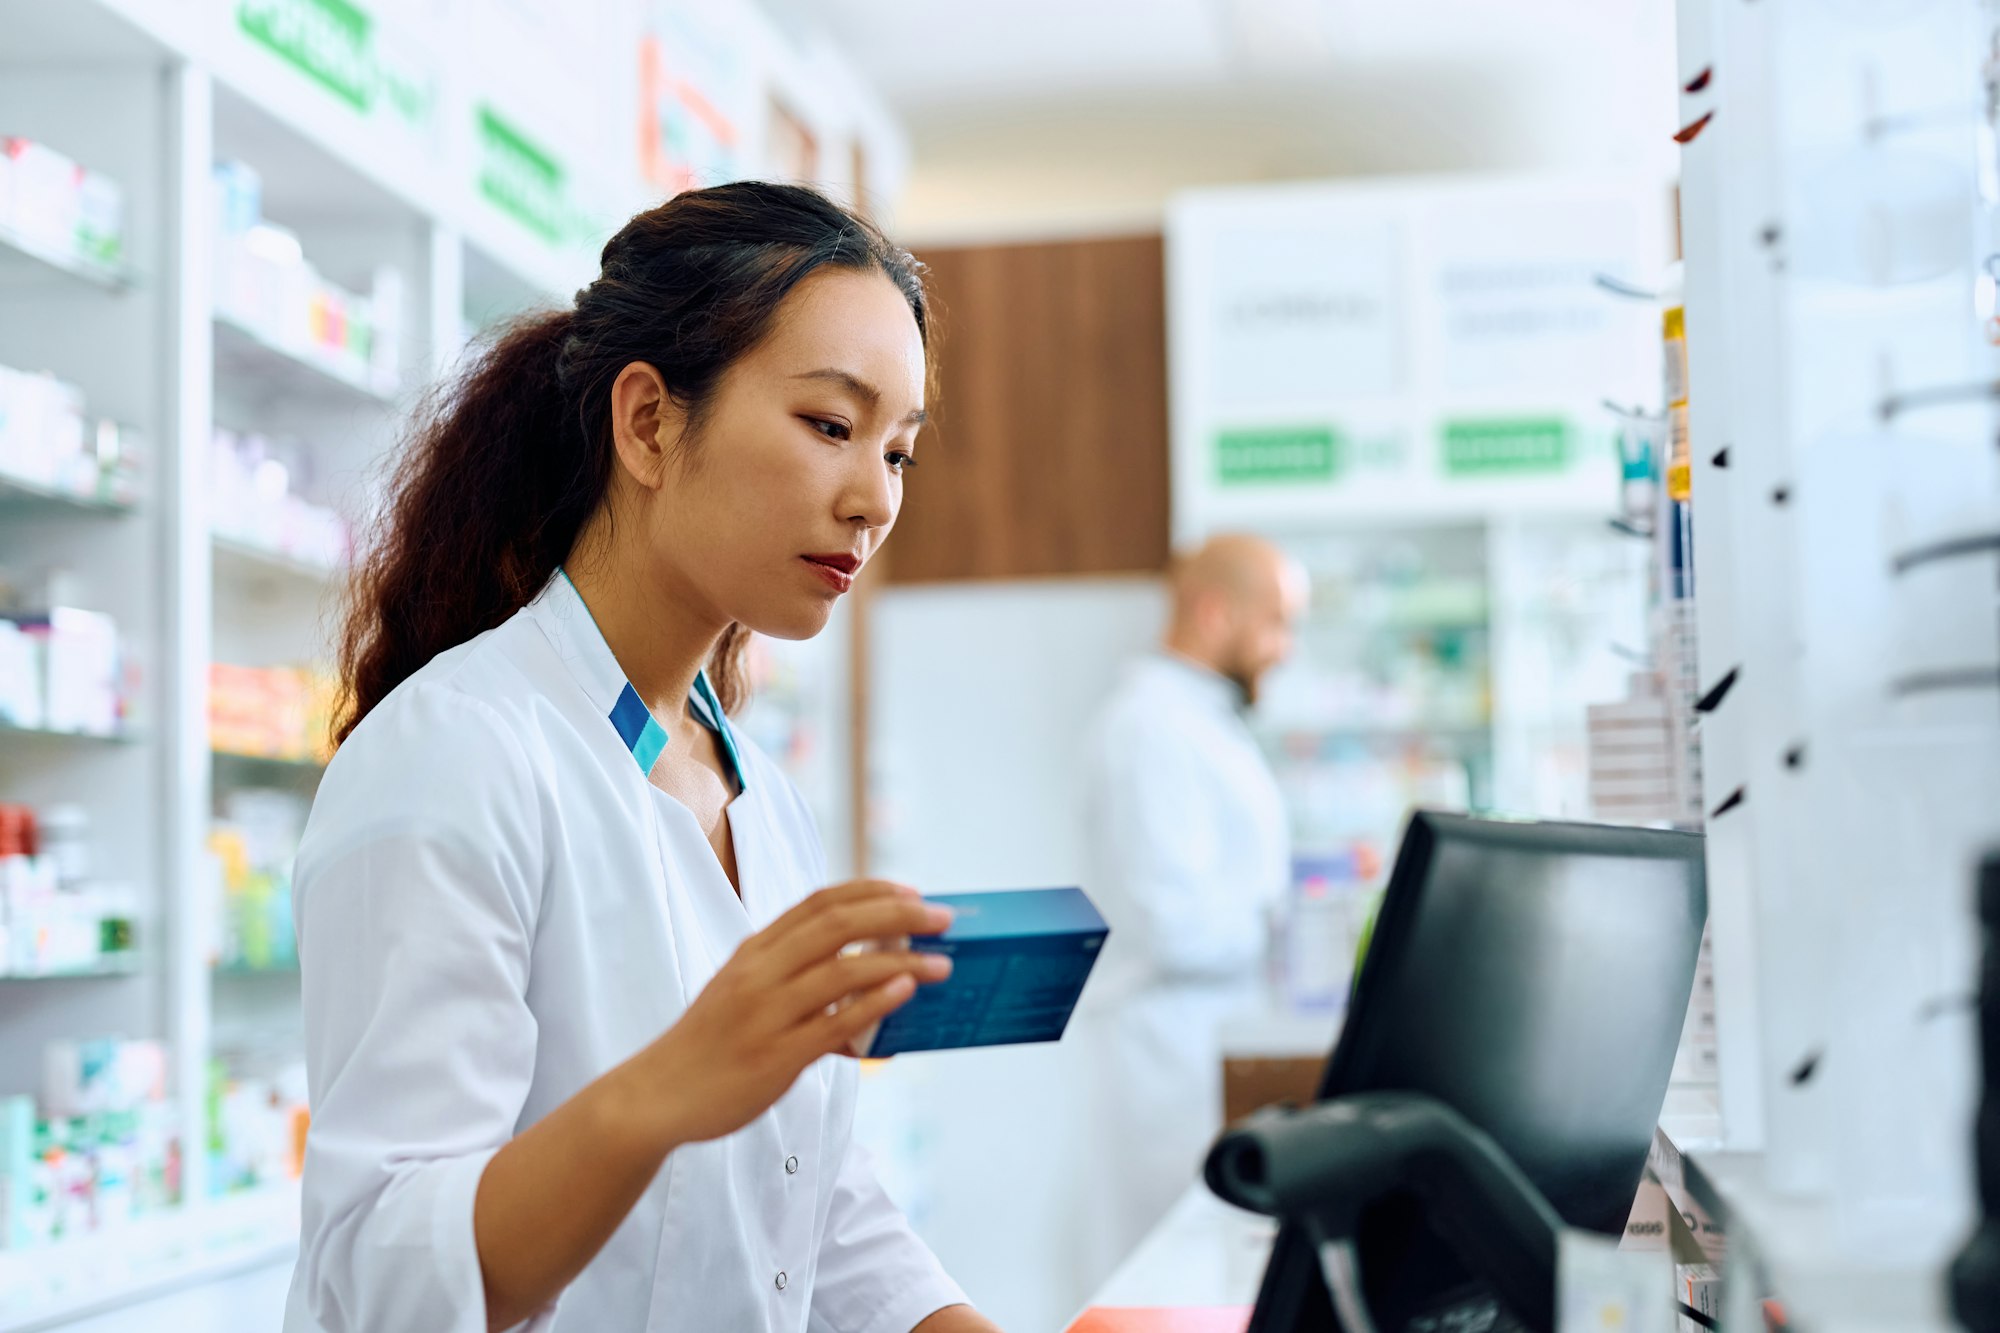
[333, 181, 929, 748]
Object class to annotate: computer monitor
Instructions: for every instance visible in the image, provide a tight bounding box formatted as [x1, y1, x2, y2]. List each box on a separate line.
[1247, 811, 1707, 1332]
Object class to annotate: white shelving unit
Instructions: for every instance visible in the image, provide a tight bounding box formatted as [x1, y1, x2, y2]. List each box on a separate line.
[1673, 0, 1999, 1325]
[196, 39, 440, 1239]
[0, 1, 907, 1326]
[0, 10, 186, 1323]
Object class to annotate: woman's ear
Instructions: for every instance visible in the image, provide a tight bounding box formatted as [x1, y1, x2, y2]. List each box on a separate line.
[609, 360, 688, 491]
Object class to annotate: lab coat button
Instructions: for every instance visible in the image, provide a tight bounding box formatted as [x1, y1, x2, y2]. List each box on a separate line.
[775, 1271, 789, 1291]
[785, 1155, 799, 1175]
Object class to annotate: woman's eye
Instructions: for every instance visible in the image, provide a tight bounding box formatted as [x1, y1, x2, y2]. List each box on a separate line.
[886, 451, 917, 473]
[807, 417, 851, 441]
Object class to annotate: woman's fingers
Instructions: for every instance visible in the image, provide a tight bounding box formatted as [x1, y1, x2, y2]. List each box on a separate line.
[752, 888, 953, 979]
[787, 879, 921, 913]
[791, 972, 922, 1062]
[780, 947, 952, 1019]
[745, 882, 915, 954]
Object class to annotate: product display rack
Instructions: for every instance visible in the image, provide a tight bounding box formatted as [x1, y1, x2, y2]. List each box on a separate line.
[1672, 0, 2000, 1326]
[199, 56, 431, 1257]
[0, 18, 182, 1314]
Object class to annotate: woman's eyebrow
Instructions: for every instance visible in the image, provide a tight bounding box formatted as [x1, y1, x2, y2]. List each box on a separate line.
[794, 367, 879, 404]
[793, 367, 928, 425]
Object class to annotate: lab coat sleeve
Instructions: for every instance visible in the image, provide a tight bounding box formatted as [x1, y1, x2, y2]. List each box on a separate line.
[1094, 723, 1267, 981]
[288, 683, 545, 1333]
[808, 1134, 968, 1333]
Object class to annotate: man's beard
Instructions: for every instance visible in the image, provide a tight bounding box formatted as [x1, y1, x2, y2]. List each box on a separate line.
[1224, 664, 1259, 710]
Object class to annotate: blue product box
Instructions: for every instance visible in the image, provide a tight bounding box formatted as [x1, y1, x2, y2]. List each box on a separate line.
[864, 887, 1109, 1058]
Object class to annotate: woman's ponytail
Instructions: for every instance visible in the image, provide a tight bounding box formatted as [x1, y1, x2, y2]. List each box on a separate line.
[333, 181, 930, 747]
[334, 309, 604, 746]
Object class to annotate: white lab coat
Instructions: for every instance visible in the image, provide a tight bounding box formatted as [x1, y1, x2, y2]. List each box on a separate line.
[1068, 653, 1291, 1284]
[282, 572, 964, 1333]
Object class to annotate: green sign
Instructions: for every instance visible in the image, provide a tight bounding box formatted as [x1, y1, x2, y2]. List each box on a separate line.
[1216, 426, 1342, 486]
[477, 106, 568, 244]
[236, 0, 435, 133]
[1441, 417, 1572, 476]
[238, 0, 374, 111]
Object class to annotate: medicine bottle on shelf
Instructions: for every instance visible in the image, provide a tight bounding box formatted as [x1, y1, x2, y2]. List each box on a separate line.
[1661, 262, 1691, 504]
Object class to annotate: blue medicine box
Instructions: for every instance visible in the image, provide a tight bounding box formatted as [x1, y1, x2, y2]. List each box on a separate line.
[863, 887, 1110, 1057]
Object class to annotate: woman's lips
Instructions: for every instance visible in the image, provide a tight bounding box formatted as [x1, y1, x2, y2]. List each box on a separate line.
[801, 555, 857, 593]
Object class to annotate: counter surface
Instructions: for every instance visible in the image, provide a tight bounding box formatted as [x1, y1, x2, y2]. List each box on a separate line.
[1086, 1186, 1276, 1312]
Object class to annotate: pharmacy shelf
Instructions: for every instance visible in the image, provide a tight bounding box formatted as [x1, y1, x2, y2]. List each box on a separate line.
[0, 955, 143, 981]
[212, 313, 396, 409]
[211, 534, 342, 587]
[0, 719, 139, 746]
[0, 1185, 300, 1333]
[211, 748, 325, 775]
[1303, 616, 1493, 638]
[1261, 720, 1493, 744]
[0, 469, 134, 517]
[0, 221, 135, 294]
[213, 961, 300, 979]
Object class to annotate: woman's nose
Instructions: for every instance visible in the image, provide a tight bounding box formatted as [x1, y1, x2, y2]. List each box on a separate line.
[841, 452, 897, 529]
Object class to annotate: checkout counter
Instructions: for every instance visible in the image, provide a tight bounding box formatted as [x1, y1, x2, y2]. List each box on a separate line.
[1053, 1001, 1332, 1329]
[1071, 1150, 1957, 1333]
[1079, 1187, 1276, 1320]
[1065, 1090, 1766, 1331]
[1069, 1087, 1952, 1333]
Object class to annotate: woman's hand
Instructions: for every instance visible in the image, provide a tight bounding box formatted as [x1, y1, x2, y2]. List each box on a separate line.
[475, 882, 949, 1331]
[636, 880, 953, 1147]
[915, 1304, 1005, 1332]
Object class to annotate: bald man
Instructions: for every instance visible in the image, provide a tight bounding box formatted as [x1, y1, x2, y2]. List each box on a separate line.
[1070, 534, 1308, 1282]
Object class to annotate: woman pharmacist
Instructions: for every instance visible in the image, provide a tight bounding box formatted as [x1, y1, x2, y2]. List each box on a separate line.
[281, 183, 999, 1333]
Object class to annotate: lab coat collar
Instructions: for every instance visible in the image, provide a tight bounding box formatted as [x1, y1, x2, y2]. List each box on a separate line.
[1148, 650, 1249, 716]
[526, 570, 747, 789]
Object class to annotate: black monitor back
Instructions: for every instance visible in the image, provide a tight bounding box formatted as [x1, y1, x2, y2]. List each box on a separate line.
[1249, 811, 1707, 1332]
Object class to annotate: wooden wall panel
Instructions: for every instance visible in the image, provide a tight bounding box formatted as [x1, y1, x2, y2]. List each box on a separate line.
[885, 234, 1170, 582]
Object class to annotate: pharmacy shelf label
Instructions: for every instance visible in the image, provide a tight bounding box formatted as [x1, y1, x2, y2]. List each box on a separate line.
[238, 0, 370, 109]
[1216, 427, 1342, 486]
[236, 0, 438, 130]
[477, 106, 575, 244]
[1440, 417, 1572, 476]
